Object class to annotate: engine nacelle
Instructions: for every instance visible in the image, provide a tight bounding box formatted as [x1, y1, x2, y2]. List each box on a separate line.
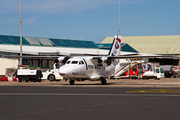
[97, 57, 112, 67]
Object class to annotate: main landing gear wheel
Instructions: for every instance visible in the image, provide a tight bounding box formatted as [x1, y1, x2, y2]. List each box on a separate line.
[101, 78, 107, 85]
[69, 79, 75, 85]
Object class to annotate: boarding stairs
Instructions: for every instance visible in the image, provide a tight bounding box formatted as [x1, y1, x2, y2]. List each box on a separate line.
[110, 60, 144, 79]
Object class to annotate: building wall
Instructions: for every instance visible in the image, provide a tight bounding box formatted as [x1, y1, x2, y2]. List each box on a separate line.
[0, 58, 18, 76]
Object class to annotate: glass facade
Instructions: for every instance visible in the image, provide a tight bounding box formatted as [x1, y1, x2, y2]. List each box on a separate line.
[0, 35, 98, 48]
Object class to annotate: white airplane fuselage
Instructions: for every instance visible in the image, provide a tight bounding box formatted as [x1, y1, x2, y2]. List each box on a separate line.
[59, 57, 116, 81]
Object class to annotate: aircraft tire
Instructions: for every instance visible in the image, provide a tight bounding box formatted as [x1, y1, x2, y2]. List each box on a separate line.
[101, 78, 107, 85]
[69, 79, 75, 85]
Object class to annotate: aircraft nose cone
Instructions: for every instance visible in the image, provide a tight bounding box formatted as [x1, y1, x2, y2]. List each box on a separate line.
[59, 66, 70, 76]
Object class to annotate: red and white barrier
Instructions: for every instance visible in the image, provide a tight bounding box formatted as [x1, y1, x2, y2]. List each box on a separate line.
[0, 77, 18, 82]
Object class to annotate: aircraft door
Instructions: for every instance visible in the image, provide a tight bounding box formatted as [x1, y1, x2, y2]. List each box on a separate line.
[77, 60, 87, 77]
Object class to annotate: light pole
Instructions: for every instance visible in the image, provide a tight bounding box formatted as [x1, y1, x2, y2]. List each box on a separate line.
[20, 0, 22, 66]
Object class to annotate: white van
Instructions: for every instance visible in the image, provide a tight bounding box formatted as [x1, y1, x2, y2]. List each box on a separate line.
[143, 66, 164, 80]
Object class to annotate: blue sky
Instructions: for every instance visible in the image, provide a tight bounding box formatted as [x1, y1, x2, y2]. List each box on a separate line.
[0, 0, 180, 43]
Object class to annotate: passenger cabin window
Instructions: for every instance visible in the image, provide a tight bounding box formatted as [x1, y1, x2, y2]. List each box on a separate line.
[66, 61, 71, 64]
[71, 61, 78, 64]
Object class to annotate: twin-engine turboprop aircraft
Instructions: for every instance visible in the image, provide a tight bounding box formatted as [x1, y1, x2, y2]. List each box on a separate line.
[58, 35, 122, 85]
[4, 35, 172, 85]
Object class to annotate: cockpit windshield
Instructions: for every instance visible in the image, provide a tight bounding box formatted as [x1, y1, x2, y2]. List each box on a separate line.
[66, 61, 71, 64]
[66, 60, 84, 65]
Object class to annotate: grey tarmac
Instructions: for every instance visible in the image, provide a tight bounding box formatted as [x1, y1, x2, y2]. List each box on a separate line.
[0, 78, 180, 120]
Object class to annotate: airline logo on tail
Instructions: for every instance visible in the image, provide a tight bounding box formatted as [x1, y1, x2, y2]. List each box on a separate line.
[109, 35, 122, 56]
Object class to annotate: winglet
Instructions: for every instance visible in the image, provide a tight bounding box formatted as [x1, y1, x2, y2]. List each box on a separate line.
[108, 35, 122, 56]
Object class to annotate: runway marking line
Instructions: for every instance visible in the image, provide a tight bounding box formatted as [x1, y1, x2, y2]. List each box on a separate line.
[126, 89, 180, 93]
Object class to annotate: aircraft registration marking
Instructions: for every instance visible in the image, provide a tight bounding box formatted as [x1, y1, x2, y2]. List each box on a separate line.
[71, 72, 86, 76]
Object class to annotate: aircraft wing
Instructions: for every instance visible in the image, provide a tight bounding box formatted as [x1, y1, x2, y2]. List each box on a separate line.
[92, 55, 174, 60]
[108, 55, 174, 59]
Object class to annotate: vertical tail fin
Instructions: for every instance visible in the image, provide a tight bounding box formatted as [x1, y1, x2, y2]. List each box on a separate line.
[108, 35, 122, 56]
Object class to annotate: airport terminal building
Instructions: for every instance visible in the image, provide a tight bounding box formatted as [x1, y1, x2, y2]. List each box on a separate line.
[0, 34, 137, 76]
